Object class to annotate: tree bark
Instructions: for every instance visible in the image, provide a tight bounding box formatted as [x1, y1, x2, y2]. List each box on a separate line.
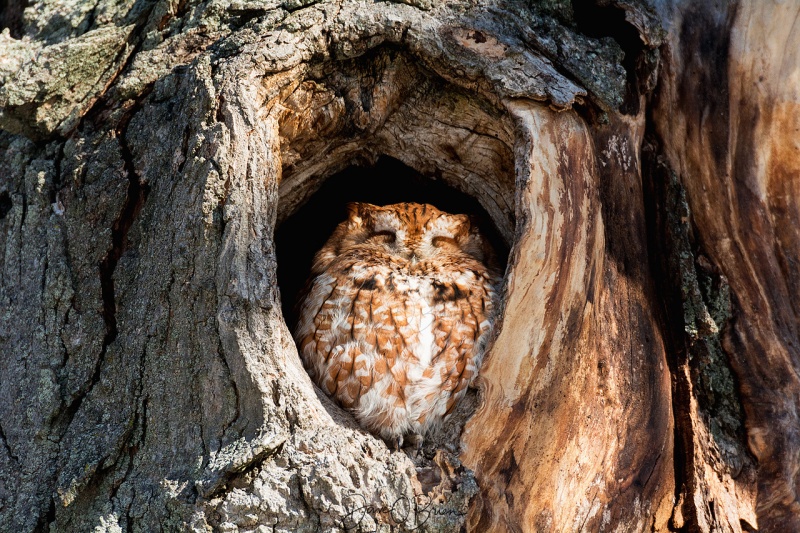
[0, 0, 797, 531]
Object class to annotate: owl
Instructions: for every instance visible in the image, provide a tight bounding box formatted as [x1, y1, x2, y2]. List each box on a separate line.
[294, 202, 501, 447]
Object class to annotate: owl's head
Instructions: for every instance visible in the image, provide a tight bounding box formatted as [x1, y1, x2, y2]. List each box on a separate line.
[316, 202, 495, 270]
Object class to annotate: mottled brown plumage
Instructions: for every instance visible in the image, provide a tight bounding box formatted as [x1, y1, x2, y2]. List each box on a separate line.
[295, 202, 501, 445]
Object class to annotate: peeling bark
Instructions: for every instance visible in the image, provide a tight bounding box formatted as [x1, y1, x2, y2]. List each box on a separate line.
[0, 0, 797, 531]
[650, 2, 800, 530]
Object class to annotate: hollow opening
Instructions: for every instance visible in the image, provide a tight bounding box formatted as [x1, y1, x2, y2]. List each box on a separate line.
[269, 48, 517, 456]
[275, 155, 509, 332]
[0, 0, 27, 39]
[572, 0, 647, 114]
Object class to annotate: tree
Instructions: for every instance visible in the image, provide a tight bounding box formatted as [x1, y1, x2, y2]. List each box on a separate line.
[0, 0, 797, 531]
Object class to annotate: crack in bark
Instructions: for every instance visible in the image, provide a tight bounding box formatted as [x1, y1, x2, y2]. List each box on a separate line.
[47, 142, 64, 210]
[57, 104, 150, 446]
[73, 1, 161, 133]
[109, 339, 149, 505]
[202, 441, 285, 501]
[82, 2, 99, 36]
[282, 0, 321, 14]
[227, 6, 282, 29]
[216, 342, 242, 444]
[0, 191, 12, 220]
[88, 114, 154, 513]
[0, 421, 19, 465]
[641, 131, 756, 529]
[32, 496, 56, 533]
[176, 123, 192, 176]
[157, 0, 189, 33]
[59, 345, 148, 531]
[19, 191, 28, 228]
[642, 136, 702, 531]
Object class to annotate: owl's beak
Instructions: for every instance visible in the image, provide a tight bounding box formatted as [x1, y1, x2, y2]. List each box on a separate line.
[410, 253, 418, 265]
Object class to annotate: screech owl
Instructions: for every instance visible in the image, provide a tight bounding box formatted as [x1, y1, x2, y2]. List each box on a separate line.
[294, 202, 501, 447]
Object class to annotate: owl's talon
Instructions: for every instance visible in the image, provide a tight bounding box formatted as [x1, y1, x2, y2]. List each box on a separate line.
[407, 432, 424, 453]
[402, 432, 424, 460]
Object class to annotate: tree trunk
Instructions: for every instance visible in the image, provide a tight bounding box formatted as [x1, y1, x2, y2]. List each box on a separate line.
[0, 0, 797, 531]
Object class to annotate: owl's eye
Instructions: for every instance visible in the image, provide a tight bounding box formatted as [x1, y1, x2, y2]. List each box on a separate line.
[373, 230, 396, 242]
[432, 236, 457, 248]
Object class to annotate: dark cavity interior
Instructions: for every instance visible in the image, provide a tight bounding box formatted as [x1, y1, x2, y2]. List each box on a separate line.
[275, 156, 508, 333]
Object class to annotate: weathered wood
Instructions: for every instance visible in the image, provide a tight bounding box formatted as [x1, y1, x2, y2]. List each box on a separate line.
[0, 0, 797, 531]
[462, 100, 676, 531]
[651, 1, 800, 530]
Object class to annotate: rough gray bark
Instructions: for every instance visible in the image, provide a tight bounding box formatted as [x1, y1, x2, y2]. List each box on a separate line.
[0, 0, 797, 531]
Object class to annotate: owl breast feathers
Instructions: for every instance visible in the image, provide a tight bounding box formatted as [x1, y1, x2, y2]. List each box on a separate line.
[295, 202, 501, 445]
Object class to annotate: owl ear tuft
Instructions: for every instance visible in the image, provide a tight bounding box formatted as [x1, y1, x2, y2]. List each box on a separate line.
[346, 202, 377, 225]
[452, 214, 472, 236]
